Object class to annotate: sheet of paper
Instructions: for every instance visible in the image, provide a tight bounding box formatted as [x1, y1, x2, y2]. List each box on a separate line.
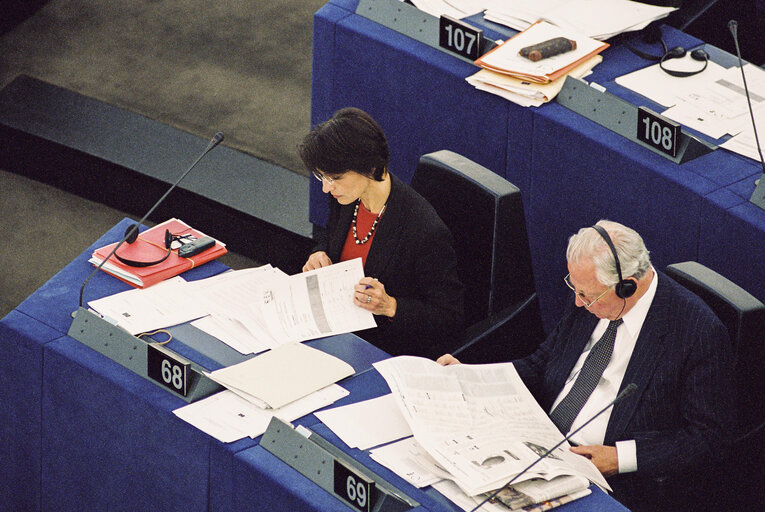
[207, 342, 354, 409]
[369, 437, 444, 488]
[373, 356, 609, 496]
[720, 100, 765, 162]
[173, 385, 349, 443]
[315, 393, 412, 450]
[88, 276, 206, 334]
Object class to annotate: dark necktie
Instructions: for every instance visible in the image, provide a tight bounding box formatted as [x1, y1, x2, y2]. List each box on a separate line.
[549, 318, 623, 434]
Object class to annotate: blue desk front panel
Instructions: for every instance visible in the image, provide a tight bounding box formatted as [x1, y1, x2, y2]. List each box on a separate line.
[41, 336, 211, 512]
[0, 311, 63, 511]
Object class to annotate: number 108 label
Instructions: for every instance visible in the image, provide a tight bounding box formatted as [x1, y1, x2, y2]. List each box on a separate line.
[637, 107, 679, 157]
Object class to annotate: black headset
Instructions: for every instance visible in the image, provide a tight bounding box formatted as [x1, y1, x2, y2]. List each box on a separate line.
[591, 225, 637, 299]
[624, 23, 709, 78]
[113, 224, 185, 268]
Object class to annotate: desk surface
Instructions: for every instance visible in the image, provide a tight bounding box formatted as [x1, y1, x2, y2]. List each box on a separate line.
[310, 0, 765, 332]
[1, 219, 628, 511]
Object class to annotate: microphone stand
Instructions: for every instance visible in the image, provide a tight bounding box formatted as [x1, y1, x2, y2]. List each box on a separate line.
[75, 132, 224, 311]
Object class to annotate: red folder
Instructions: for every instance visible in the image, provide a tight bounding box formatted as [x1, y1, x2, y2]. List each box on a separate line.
[90, 218, 227, 288]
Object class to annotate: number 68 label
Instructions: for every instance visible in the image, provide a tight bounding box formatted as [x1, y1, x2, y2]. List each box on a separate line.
[147, 345, 189, 396]
[637, 107, 679, 157]
[333, 460, 374, 512]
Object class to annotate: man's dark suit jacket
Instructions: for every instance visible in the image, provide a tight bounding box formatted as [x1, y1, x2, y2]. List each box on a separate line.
[314, 173, 464, 358]
[513, 271, 734, 510]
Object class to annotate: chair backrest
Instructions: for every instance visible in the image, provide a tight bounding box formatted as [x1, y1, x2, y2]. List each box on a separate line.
[411, 150, 535, 327]
[665, 261, 765, 432]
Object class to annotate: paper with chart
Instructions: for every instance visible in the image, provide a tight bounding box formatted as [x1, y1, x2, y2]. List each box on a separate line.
[372, 356, 609, 496]
[256, 258, 376, 344]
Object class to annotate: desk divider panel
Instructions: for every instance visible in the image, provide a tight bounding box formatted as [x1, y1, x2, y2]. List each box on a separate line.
[68, 307, 222, 402]
[556, 76, 716, 164]
[261, 417, 418, 512]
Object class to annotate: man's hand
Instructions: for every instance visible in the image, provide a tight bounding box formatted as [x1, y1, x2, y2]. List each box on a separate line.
[436, 354, 461, 366]
[569, 444, 619, 477]
[302, 251, 332, 272]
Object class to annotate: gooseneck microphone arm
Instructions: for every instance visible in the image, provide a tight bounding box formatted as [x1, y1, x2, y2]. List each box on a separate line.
[76, 131, 224, 310]
[468, 383, 638, 512]
[728, 19, 765, 176]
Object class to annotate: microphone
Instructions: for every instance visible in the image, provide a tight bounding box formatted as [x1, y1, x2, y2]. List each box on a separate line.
[75, 131, 225, 311]
[468, 383, 638, 512]
[728, 19, 765, 207]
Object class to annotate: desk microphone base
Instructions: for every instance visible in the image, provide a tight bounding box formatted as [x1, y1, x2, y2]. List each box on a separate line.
[750, 175, 765, 211]
[68, 307, 223, 402]
[261, 418, 418, 512]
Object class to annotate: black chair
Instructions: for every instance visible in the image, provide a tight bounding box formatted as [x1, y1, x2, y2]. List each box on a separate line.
[411, 150, 544, 363]
[665, 261, 765, 509]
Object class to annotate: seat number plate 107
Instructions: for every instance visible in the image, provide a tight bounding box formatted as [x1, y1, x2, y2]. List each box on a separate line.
[439, 15, 483, 61]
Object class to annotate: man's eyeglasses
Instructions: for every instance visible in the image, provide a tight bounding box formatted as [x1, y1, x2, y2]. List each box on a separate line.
[311, 170, 336, 184]
[564, 273, 611, 308]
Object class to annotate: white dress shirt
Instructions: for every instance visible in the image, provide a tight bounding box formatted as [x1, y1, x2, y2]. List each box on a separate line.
[550, 268, 658, 473]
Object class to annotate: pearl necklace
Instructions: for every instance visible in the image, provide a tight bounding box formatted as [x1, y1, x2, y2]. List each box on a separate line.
[352, 200, 387, 245]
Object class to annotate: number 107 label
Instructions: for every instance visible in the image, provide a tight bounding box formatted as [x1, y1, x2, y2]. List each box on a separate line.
[637, 107, 680, 158]
[439, 15, 483, 61]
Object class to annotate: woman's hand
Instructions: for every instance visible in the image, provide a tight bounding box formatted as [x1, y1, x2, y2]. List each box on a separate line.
[436, 354, 461, 366]
[354, 277, 397, 318]
[302, 251, 332, 272]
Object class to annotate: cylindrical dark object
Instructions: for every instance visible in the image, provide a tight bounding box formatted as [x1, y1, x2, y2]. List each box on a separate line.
[519, 37, 577, 62]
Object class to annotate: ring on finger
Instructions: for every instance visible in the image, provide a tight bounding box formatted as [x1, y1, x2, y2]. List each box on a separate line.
[366, 295, 372, 303]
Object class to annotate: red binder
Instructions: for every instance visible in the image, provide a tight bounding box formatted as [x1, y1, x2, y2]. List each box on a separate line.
[90, 218, 227, 288]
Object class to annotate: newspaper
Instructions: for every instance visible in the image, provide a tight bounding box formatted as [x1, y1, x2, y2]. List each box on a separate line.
[372, 356, 609, 497]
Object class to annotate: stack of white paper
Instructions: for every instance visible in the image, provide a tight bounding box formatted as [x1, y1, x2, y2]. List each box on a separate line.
[206, 342, 355, 409]
[88, 258, 376, 355]
[372, 356, 609, 500]
[483, 0, 676, 40]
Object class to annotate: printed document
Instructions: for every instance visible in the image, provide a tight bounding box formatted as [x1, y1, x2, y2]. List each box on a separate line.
[373, 356, 608, 496]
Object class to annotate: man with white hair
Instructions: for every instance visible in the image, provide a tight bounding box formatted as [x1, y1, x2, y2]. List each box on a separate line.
[439, 220, 733, 511]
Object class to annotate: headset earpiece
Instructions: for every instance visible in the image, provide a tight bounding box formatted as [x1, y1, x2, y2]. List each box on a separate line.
[591, 225, 637, 299]
[124, 224, 140, 244]
[114, 226, 175, 268]
[659, 45, 708, 78]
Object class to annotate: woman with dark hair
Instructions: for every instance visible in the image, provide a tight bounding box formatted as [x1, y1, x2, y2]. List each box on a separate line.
[299, 107, 464, 358]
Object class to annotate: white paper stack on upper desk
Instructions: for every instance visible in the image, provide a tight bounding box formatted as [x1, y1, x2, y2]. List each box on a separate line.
[206, 342, 354, 409]
[483, 0, 676, 40]
[467, 54, 602, 107]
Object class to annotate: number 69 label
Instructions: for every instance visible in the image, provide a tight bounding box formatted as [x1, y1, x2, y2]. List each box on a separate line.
[333, 460, 374, 512]
[147, 345, 189, 396]
[637, 107, 680, 157]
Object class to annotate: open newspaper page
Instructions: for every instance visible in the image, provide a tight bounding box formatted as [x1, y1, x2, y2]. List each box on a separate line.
[373, 356, 609, 497]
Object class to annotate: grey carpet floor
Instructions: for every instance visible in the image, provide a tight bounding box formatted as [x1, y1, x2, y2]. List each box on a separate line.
[1, 0, 325, 317]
